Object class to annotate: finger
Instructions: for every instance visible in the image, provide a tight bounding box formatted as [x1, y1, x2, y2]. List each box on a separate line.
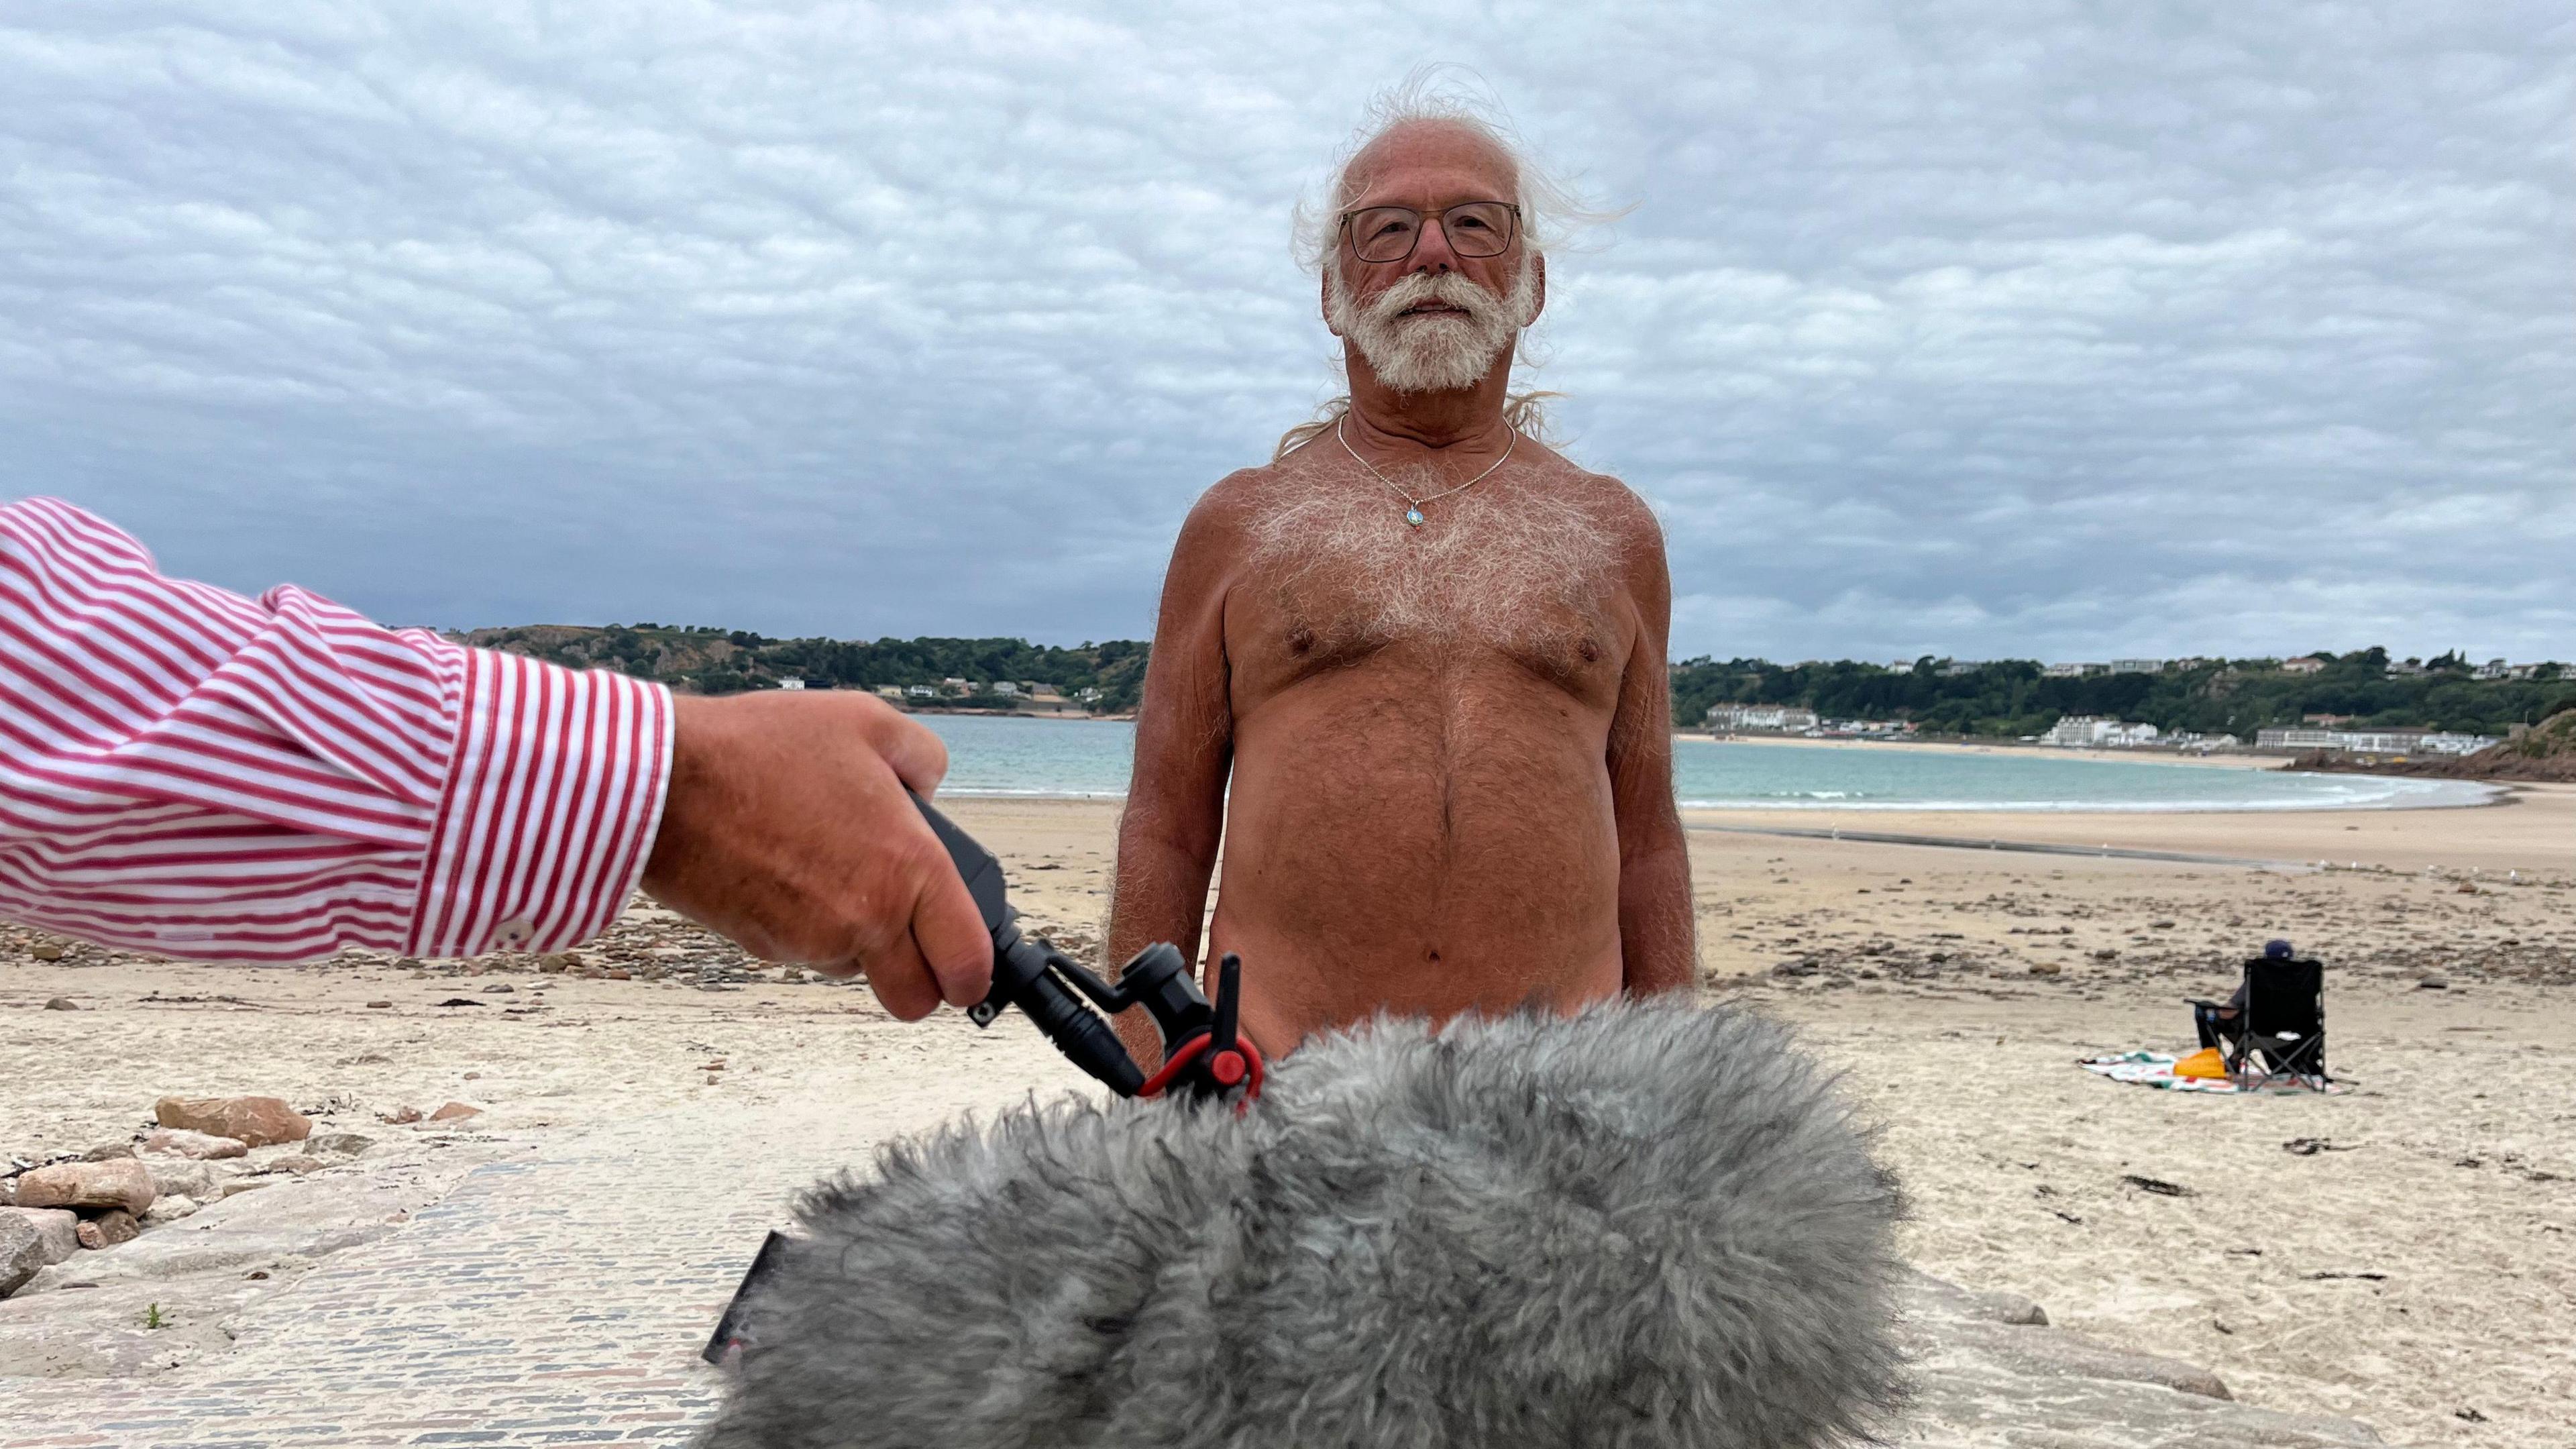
[907, 835, 996, 1008]
[867, 707, 951, 799]
[863, 931, 944, 1022]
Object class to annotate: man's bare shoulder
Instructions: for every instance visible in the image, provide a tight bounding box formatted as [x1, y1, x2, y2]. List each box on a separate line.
[1520, 441, 1667, 555]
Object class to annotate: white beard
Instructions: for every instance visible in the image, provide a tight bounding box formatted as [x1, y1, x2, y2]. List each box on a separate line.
[1328, 264, 1536, 394]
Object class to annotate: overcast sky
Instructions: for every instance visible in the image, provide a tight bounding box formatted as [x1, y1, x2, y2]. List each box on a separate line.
[5, 3, 2569, 663]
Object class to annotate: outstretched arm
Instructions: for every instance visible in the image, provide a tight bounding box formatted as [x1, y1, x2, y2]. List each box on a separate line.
[1606, 505, 1695, 996]
[1104, 496, 1238, 1070]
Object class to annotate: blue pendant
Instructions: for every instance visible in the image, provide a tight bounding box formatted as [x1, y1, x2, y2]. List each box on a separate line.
[1405, 506, 1425, 527]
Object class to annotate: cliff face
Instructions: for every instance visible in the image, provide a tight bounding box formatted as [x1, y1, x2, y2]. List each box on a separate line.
[2292, 709, 2576, 783]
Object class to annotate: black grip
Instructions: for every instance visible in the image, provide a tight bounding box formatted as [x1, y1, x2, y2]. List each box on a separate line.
[1013, 969, 1147, 1096]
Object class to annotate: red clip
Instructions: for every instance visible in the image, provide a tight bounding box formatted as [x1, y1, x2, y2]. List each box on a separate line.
[1136, 1032, 1266, 1110]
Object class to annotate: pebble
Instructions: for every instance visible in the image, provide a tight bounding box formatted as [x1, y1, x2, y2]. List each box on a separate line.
[31, 943, 64, 961]
[306, 1132, 376, 1158]
[142, 1194, 201, 1225]
[0, 1207, 79, 1267]
[379, 1106, 423, 1125]
[142, 1129, 248, 1160]
[156, 1095, 313, 1148]
[74, 1209, 140, 1249]
[42, 997, 78, 1011]
[1, 1214, 43, 1295]
[482, 983, 515, 994]
[14, 1159, 156, 1214]
[144, 1159, 223, 1201]
[427, 1102, 482, 1122]
[366, 1000, 394, 1009]
[2418, 975, 2449, 989]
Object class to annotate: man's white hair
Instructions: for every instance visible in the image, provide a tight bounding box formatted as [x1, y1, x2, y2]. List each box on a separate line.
[1289, 66, 1607, 281]
[1279, 67, 1614, 460]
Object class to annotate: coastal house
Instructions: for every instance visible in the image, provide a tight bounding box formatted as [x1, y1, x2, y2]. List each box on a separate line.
[2279, 656, 2328, 674]
[2041, 662, 2100, 678]
[2255, 727, 2502, 755]
[2473, 659, 2542, 681]
[1078, 687, 1103, 704]
[990, 680, 1020, 698]
[776, 678, 806, 691]
[2108, 658, 2164, 675]
[941, 677, 973, 696]
[906, 684, 936, 699]
[1939, 659, 1982, 676]
[873, 685, 905, 702]
[2045, 716, 2160, 748]
[1707, 705, 1820, 733]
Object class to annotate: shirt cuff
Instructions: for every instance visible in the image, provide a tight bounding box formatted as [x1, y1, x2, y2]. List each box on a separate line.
[407, 647, 674, 958]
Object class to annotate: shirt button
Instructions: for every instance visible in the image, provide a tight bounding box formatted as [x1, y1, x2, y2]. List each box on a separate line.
[495, 916, 535, 949]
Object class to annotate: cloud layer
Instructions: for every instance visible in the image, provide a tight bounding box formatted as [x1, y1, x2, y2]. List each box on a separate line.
[3, 2, 2569, 663]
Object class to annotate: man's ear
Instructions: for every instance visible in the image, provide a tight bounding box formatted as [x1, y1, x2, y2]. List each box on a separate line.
[1320, 266, 1342, 337]
[1525, 254, 1548, 328]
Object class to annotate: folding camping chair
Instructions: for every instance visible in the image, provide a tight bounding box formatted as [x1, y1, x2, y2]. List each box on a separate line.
[2231, 955, 2328, 1088]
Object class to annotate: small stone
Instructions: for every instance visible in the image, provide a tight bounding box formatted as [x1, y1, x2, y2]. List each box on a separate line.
[218, 1179, 271, 1199]
[706, 1073, 722, 1085]
[155, 1095, 312, 1148]
[78, 1141, 137, 1162]
[2029, 963, 2063, 977]
[462, 1071, 482, 1080]
[141, 1129, 250, 1160]
[42, 997, 78, 1011]
[13, 1159, 155, 1214]
[427, 1102, 481, 1122]
[0, 1207, 80, 1267]
[31, 943, 65, 962]
[379, 1106, 423, 1125]
[306, 1132, 376, 1158]
[366, 1000, 394, 1009]
[482, 982, 515, 994]
[142, 1194, 201, 1225]
[74, 1209, 140, 1249]
[266, 1155, 323, 1175]
[2418, 975, 2448, 990]
[1, 1213, 42, 1295]
[602, 967, 631, 981]
[144, 1160, 221, 1202]
[537, 955, 572, 974]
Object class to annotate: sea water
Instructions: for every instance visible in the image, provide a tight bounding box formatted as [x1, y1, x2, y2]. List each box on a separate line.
[917, 716, 2496, 812]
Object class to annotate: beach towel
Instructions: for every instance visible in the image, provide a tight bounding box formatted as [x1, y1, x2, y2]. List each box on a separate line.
[2080, 1051, 2350, 1095]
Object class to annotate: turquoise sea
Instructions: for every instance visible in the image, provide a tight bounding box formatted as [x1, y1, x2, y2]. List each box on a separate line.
[918, 716, 2496, 812]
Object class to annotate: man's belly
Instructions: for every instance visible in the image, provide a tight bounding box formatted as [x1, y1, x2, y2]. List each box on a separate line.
[1210, 683, 1625, 1055]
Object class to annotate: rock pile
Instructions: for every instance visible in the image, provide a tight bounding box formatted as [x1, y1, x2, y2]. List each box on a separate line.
[0, 1095, 373, 1298]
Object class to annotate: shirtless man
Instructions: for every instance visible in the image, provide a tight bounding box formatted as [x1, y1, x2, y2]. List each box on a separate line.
[1106, 101, 1694, 1066]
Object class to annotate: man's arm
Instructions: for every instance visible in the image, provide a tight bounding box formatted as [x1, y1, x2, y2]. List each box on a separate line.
[1104, 494, 1238, 1070]
[0, 497, 987, 1018]
[1603, 499, 1696, 996]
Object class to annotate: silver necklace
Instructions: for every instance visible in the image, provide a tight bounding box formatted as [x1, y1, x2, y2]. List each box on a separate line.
[1336, 417, 1517, 527]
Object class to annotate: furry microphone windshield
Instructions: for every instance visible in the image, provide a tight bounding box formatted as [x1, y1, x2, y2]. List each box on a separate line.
[696, 1001, 1903, 1449]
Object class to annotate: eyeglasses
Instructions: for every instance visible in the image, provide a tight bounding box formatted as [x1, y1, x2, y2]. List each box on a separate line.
[1339, 201, 1521, 264]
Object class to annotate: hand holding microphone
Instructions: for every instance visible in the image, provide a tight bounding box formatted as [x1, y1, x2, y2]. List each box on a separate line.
[640, 692, 994, 1020]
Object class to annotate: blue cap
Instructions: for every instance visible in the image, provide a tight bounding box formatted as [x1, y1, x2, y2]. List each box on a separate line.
[2265, 938, 2294, 959]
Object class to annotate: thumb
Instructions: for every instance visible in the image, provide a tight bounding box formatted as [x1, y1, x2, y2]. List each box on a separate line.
[869, 709, 951, 800]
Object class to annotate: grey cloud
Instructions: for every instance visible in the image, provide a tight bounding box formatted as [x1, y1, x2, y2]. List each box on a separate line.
[1, 1, 2567, 663]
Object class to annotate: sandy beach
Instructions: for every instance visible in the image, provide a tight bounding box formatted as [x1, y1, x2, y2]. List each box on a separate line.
[5, 784, 2571, 1445]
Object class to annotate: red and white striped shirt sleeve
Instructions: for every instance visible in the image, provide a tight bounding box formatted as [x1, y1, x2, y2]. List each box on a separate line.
[0, 497, 673, 963]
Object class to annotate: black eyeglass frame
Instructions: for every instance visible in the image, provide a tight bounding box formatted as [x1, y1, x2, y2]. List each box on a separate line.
[1336, 201, 1523, 264]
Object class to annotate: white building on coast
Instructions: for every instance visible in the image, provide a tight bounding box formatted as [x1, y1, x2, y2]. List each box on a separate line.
[2045, 716, 2161, 748]
[1707, 705, 1821, 733]
[2255, 727, 2499, 755]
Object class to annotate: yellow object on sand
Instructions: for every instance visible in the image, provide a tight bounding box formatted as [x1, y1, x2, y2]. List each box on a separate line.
[2175, 1046, 2228, 1079]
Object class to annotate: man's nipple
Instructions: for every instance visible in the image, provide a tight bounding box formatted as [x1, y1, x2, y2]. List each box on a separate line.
[1287, 625, 1315, 655]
